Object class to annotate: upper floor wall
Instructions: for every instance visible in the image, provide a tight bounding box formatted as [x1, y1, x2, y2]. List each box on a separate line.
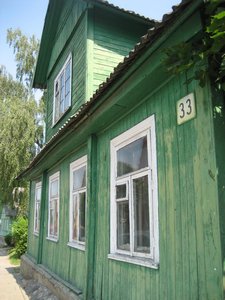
[42, 0, 153, 142]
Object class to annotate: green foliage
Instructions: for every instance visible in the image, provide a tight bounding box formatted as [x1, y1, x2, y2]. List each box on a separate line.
[4, 232, 14, 247]
[0, 68, 37, 207]
[7, 28, 40, 90]
[8, 250, 20, 266]
[11, 217, 28, 258]
[164, 0, 225, 90]
[0, 29, 45, 211]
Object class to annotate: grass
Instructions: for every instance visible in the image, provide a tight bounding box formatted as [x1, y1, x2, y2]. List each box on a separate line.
[8, 249, 21, 266]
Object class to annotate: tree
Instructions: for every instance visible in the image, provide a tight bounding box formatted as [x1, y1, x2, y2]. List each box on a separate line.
[0, 29, 43, 214]
[164, 0, 225, 91]
[7, 28, 39, 91]
[0, 67, 37, 211]
[7, 28, 45, 150]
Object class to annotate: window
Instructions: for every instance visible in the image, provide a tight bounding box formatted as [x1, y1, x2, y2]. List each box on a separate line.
[34, 181, 42, 235]
[68, 156, 87, 250]
[53, 54, 72, 124]
[48, 172, 60, 241]
[109, 116, 159, 268]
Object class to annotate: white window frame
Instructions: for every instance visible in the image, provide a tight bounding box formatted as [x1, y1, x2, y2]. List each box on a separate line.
[109, 115, 159, 268]
[47, 171, 60, 242]
[52, 54, 72, 125]
[34, 181, 42, 235]
[68, 156, 87, 250]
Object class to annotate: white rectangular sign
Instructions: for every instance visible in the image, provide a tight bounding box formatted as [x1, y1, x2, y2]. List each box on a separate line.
[177, 93, 196, 125]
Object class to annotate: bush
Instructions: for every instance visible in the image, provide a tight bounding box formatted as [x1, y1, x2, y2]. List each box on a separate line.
[4, 232, 14, 246]
[11, 216, 28, 258]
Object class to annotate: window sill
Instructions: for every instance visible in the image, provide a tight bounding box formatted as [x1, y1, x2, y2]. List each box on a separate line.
[46, 237, 58, 243]
[108, 253, 159, 269]
[33, 232, 39, 237]
[67, 241, 85, 251]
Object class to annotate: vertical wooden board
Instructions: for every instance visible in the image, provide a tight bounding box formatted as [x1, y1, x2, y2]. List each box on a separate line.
[190, 79, 222, 299]
[46, 15, 87, 142]
[34, 148, 87, 292]
[68, 249, 86, 290]
[183, 75, 199, 299]
[93, 9, 150, 96]
[161, 80, 177, 300]
[27, 180, 39, 260]
[212, 89, 225, 298]
[174, 74, 189, 300]
[55, 162, 69, 280]
[146, 91, 162, 300]
[197, 84, 222, 299]
[48, 0, 87, 73]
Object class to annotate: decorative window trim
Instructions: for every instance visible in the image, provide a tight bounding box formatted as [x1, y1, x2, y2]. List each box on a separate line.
[68, 155, 87, 250]
[47, 171, 60, 242]
[34, 181, 42, 236]
[109, 115, 159, 268]
[52, 54, 72, 126]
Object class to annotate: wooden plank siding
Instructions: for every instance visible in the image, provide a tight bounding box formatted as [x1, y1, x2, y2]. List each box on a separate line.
[45, 6, 150, 143]
[46, 14, 87, 142]
[212, 89, 225, 298]
[32, 146, 88, 292]
[90, 72, 223, 300]
[92, 8, 151, 93]
[27, 181, 39, 260]
[26, 2, 224, 299]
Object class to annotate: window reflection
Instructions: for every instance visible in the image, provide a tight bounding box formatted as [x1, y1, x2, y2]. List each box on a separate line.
[117, 136, 148, 176]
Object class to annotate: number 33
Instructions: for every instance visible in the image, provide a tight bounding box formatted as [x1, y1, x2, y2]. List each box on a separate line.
[179, 98, 192, 119]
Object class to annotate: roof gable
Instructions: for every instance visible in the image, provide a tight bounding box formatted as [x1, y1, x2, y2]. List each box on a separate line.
[33, 0, 155, 89]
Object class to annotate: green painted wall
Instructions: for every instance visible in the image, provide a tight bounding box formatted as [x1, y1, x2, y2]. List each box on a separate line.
[37, 146, 87, 292]
[27, 181, 40, 260]
[91, 72, 223, 300]
[212, 90, 225, 298]
[92, 8, 151, 94]
[45, 2, 151, 142]
[27, 2, 224, 299]
[46, 14, 87, 142]
[47, 0, 87, 76]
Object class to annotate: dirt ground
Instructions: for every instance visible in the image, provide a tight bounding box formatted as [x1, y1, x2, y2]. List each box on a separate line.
[0, 247, 58, 300]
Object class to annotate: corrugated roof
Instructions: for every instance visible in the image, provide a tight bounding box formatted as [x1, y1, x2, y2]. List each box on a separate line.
[90, 0, 157, 22]
[19, 0, 200, 179]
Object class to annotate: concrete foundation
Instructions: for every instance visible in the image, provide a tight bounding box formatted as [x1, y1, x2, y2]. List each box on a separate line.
[21, 254, 82, 300]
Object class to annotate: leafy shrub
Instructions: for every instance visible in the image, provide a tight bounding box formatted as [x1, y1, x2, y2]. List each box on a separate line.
[11, 216, 28, 258]
[4, 232, 14, 246]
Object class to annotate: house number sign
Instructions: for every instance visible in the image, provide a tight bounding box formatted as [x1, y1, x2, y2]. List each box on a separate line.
[177, 93, 196, 125]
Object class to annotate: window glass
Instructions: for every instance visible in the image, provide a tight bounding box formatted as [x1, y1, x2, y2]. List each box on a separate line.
[65, 62, 70, 81]
[133, 175, 150, 253]
[48, 173, 59, 240]
[72, 194, 78, 241]
[73, 166, 86, 190]
[117, 136, 148, 176]
[69, 157, 87, 248]
[36, 187, 41, 201]
[53, 55, 71, 124]
[79, 192, 86, 242]
[34, 183, 41, 234]
[116, 184, 127, 199]
[117, 201, 130, 251]
[51, 180, 58, 197]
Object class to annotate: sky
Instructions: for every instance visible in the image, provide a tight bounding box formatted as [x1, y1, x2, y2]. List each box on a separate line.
[0, 0, 180, 79]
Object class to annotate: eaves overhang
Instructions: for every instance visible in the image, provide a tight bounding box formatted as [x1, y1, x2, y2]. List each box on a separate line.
[20, 0, 204, 179]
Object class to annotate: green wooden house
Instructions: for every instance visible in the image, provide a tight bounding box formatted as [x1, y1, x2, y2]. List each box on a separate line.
[20, 0, 225, 299]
